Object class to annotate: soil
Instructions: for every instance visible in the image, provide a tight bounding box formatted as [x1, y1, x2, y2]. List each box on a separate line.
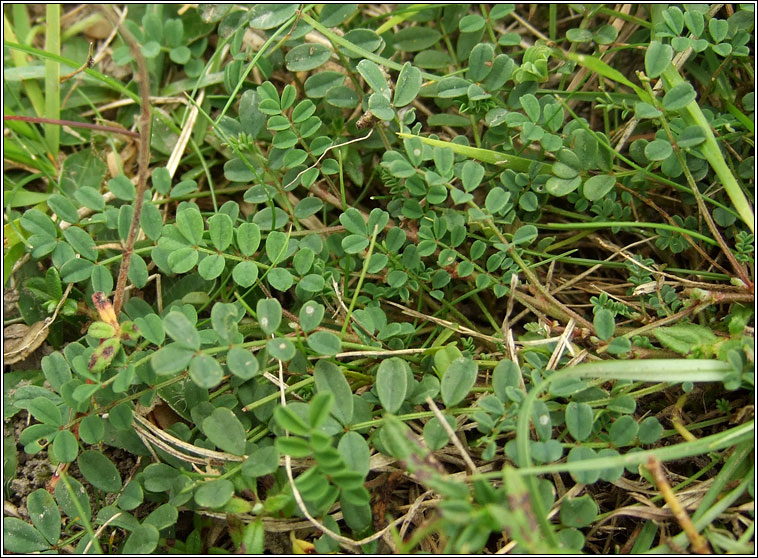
[4, 410, 148, 522]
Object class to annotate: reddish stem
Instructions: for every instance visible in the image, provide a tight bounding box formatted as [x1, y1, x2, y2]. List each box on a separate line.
[4, 115, 139, 138]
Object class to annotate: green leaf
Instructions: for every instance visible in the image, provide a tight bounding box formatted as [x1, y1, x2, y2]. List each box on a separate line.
[225, 158, 256, 182]
[128, 254, 149, 287]
[267, 267, 294, 291]
[393, 26, 441, 52]
[151, 167, 171, 194]
[356, 59, 391, 99]
[708, 17, 728, 43]
[232, 261, 259, 288]
[151, 343, 194, 375]
[645, 41, 673, 79]
[565, 402, 593, 441]
[275, 436, 312, 458]
[118, 481, 143, 511]
[272, 130, 298, 149]
[265, 230, 288, 264]
[208, 213, 233, 251]
[305, 71, 345, 98]
[567, 446, 600, 484]
[286, 43, 333, 72]
[340, 208, 368, 235]
[582, 174, 616, 201]
[202, 407, 246, 455]
[63, 227, 97, 261]
[294, 197, 324, 219]
[189, 353, 224, 389]
[197, 253, 225, 280]
[77, 450, 122, 492]
[55, 475, 91, 522]
[485, 188, 510, 214]
[142, 463, 180, 492]
[376, 357, 409, 413]
[134, 314, 166, 345]
[108, 174, 136, 201]
[644, 139, 673, 161]
[520, 93, 541, 122]
[3, 518, 50, 552]
[433, 344, 464, 377]
[319, 4, 358, 26]
[314, 360, 354, 425]
[122, 523, 159, 554]
[163, 311, 200, 350]
[257, 298, 282, 335]
[309, 392, 335, 429]
[338, 431, 370, 477]
[461, 160, 484, 192]
[608, 394, 636, 414]
[78, 415, 105, 445]
[634, 101, 662, 119]
[342, 234, 369, 254]
[512, 224, 538, 247]
[169, 46, 191, 64]
[299, 301, 325, 333]
[274, 405, 310, 436]
[194, 479, 235, 508]
[27, 489, 61, 544]
[662, 82, 696, 111]
[175, 207, 204, 245]
[241, 445, 280, 479]
[606, 337, 632, 355]
[209, 303, 238, 345]
[51, 429, 79, 463]
[593, 308, 615, 341]
[423, 413, 456, 450]
[393, 62, 422, 107]
[143, 503, 178, 531]
[26, 397, 62, 426]
[42, 352, 72, 392]
[242, 519, 265, 554]
[60, 258, 94, 283]
[368, 92, 395, 120]
[168, 247, 198, 274]
[248, 4, 299, 29]
[20, 208, 56, 237]
[546, 175, 582, 196]
[307, 331, 341, 356]
[676, 125, 706, 148]
[560, 495, 598, 527]
[653, 324, 717, 355]
[226, 347, 259, 380]
[440, 356, 477, 407]
[609, 415, 638, 446]
[638, 416, 663, 444]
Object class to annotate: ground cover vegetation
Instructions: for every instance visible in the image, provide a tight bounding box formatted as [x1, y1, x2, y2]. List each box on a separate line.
[2, 3, 755, 554]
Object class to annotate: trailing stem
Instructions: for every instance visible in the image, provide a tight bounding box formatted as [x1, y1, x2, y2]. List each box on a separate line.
[99, 6, 152, 316]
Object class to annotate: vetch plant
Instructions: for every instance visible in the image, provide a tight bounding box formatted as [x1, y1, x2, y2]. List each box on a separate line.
[3, 4, 754, 554]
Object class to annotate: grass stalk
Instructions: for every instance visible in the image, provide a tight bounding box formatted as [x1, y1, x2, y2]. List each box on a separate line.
[44, 4, 61, 156]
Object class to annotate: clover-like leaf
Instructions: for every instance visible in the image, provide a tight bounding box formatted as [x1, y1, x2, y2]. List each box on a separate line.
[202, 407, 246, 455]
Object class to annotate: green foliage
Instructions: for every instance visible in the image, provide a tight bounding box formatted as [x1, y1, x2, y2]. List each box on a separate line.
[3, 4, 753, 555]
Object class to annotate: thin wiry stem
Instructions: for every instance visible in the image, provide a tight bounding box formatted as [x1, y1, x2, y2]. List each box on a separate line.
[99, 6, 152, 316]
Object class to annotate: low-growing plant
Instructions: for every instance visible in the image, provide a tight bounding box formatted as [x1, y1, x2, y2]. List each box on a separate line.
[3, 4, 754, 554]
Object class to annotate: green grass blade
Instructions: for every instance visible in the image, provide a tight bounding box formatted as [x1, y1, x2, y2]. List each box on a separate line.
[4, 40, 140, 103]
[396, 132, 551, 173]
[661, 65, 755, 232]
[44, 4, 61, 155]
[4, 14, 46, 119]
[561, 50, 650, 102]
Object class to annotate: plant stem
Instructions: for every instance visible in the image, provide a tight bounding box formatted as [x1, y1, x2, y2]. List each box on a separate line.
[3, 115, 139, 138]
[99, 7, 152, 316]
